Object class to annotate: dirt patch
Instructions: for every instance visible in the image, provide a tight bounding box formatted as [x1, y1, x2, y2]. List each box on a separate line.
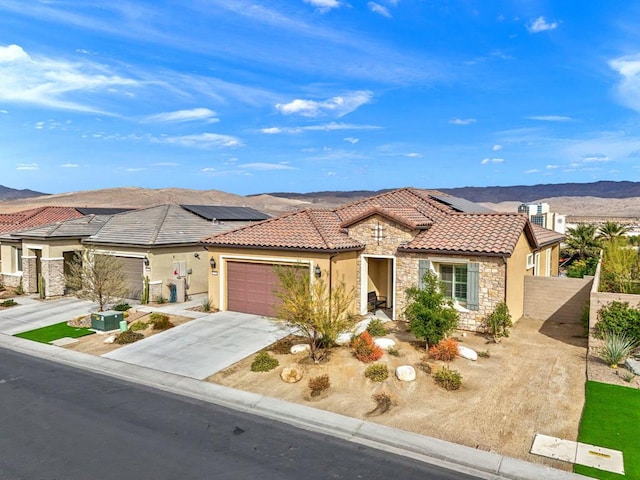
[208, 318, 587, 470]
[587, 336, 640, 389]
[63, 311, 194, 356]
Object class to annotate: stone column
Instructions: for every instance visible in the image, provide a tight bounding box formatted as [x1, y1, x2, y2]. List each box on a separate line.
[41, 257, 65, 298]
[22, 256, 37, 294]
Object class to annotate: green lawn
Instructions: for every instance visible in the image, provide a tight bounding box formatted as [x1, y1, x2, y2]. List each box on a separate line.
[14, 322, 94, 344]
[575, 381, 640, 479]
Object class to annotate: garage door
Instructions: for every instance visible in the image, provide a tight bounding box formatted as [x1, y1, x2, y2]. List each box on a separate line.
[227, 262, 307, 317]
[114, 256, 144, 300]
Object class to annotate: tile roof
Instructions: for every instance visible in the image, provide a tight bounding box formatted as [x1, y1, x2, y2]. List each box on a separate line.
[400, 213, 531, 255]
[531, 224, 565, 247]
[0, 206, 84, 234]
[2, 215, 110, 240]
[202, 188, 561, 256]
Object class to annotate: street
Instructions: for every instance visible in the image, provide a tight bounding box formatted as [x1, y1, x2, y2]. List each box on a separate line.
[0, 347, 480, 479]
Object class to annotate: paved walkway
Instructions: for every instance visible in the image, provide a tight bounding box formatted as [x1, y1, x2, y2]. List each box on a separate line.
[103, 311, 292, 379]
[0, 296, 96, 335]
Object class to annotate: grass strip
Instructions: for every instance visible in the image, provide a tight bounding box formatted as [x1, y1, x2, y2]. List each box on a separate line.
[14, 321, 94, 344]
[574, 380, 640, 479]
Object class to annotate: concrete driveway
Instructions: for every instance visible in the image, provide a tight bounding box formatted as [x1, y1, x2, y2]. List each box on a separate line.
[102, 311, 292, 380]
[0, 296, 96, 335]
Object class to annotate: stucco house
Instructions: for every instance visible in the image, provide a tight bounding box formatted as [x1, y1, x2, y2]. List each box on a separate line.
[202, 188, 564, 331]
[0, 204, 269, 301]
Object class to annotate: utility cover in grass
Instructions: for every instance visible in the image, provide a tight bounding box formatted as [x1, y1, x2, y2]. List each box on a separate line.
[14, 322, 94, 344]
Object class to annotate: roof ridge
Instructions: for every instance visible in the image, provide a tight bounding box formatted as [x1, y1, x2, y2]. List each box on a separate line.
[335, 187, 414, 213]
[306, 210, 335, 249]
[406, 188, 455, 214]
[149, 204, 171, 244]
[202, 207, 308, 242]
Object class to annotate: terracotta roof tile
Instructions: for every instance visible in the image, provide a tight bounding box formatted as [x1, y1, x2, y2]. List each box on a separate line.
[0, 207, 84, 234]
[531, 224, 565, 247]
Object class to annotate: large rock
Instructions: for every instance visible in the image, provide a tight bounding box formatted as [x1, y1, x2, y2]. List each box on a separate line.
[395, 365, 416, 382]
[290, 343, 310, 354]
[374, 338, 396, 350]
[353, 319, 371, 336]
[336, 332, 353, 345]
[626, 357, 640, 375]
[458, 345, 478, 361]
[280, 366, 303, 383]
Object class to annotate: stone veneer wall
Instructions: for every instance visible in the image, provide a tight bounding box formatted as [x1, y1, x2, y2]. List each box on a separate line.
[22, 256, 38, 294]
[1, 273, 22, 288]
[41, 258, 65, 298]
[396, 252, 506, 331]
[149, 281, 163, 302]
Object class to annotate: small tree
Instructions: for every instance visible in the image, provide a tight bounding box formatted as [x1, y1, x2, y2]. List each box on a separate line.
[404, 270, 459, 348]
[65, 247, 128, 311]
[486, 301, 512, 342]
[565, 224, 601, 260]
[600, 238, 640, 294]
[274, 266, 356, 363]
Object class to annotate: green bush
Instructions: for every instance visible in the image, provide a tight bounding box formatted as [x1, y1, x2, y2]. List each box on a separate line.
[308, 374, 330, 397]
[149, 313, 174, 330]
[250, 351, 279, 372]
[594, 301, 640, 343]
[130, 321, 149, 332]
[486, 302, 512, 342]
[599, 332, 637, 367]
[366, 318, 388, 336]
[0, 299, 18, 307]
[202, 298, 212, 312]
[113, 303, 131, 311]
[115, 330, 144, 344]
[387, 347, 400, 357]
[155, 295, 166, 304]
[566, 257, 598, 278]
[364, 363, 389, 382]
[434, 366, 462, 391]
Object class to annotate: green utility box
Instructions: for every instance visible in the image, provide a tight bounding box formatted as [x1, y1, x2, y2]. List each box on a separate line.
[91, 310, 124, 331]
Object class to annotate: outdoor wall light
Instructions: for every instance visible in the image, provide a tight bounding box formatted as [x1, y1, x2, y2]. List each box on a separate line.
[143, 256, 150, 267]
[194, 252, 200, 259]
[210, 258, 216, 270]
[314, 264, 321, 278]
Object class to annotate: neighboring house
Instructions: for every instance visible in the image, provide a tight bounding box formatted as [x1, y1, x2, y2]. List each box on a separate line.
[0, 204, 269, 301]
[203, 188, 564, 331]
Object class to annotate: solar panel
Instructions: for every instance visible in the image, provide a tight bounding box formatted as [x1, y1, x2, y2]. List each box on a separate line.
[429, 193, 495, 213]
[181, 205, 270, 221]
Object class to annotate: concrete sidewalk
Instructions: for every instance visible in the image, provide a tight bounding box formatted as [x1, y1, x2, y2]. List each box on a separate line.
[0, 334, 588, 480]
[0, 296, 96, 335]
[103, 311, 292, 379]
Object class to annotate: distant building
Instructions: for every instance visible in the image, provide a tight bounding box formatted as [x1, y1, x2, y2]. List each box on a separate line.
[517, 202, 566, 234]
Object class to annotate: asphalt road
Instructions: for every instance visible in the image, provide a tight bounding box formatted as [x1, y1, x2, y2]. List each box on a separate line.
[0, 348, 481, 480]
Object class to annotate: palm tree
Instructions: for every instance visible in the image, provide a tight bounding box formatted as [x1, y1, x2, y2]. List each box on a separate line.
[597, 221, 629, 242]
[565, 223, 601, 260]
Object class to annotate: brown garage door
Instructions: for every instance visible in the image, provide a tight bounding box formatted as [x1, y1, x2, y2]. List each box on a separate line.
[114, 256, 144, 300]
[227, 262, 307, 316]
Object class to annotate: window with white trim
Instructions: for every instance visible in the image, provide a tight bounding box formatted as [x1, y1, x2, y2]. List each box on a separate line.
[440, 264, 468, 305]
[15, 247, 23, 272]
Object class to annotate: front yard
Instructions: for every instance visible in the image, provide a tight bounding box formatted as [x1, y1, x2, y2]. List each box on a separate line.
[209, 316, 587, 470]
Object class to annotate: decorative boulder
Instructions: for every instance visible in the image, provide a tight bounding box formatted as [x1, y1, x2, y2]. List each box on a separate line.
[336, 332, 353, 346]
[290, 344, 311, 354]
[458, 345, 478, 361]
[353, 319, 372, 336]
[374, 338, 396, 350]
[395, 365, 416, 382]
[626, 358, 640, 376]
[103, 335, 116, 344]
[280, 366, 303, 383]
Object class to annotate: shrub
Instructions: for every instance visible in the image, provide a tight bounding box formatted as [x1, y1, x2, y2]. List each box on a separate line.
[434, 366, 462, 391]
[15, 279, 24, 295]
[366, 318, 387, 336]
[202, 298, 212, 312]
[566, 257, 598, 279]
[352, 332, 383, 363]
[366, 392, 394, 416]
[418, 355, 432, 374]
[364, 363, 389, 382]
[622, 371, 636, 383]
[149, 313, 174, 330]
[428, 338, 459, 362]
[477, 350, 490, 358]
[130, 321, 149, 332]
[486, 302, 512, 342]
[387, 347, 400, 357]
[594, 301, 640, 343]
[0, 299, 18, 307]
[155, 295, 166, 304]
[113, 303, 131, 311]
[250, 351, 279, 372]
[270, 336, 296, 355]
[308, 374, 330, 397]
[599, 332, 637, 367]
[115, 330, 144, 344]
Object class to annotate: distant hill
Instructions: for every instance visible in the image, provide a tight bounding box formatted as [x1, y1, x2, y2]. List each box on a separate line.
[0, 185, 48, 201]
[260, 181, 640, 204]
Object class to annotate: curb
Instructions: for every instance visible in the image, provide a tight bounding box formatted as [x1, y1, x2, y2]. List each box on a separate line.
[0, 334, 589, 480]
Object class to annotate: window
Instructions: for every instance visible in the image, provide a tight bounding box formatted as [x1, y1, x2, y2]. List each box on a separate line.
[440, 264, 468, 305]
[526, 253, 534, 270]
[15, 247, 23, 272]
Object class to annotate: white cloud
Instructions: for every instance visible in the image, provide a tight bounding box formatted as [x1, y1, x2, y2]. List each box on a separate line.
[527, 17, 558, 33]
[492, 144, 503, 151]
[527, 115, 572, 122]
[480, 158, 504, 164]
[16, 163, 39, 170]
[524, 168, 541, 174]
[260, 122, 381, 134]
[449, 118, 476, 125]
[261, 127, 282, 134]
[610, 54, 640, 112]
[239, 162, 296, 171]
[152, 162, 180, 167]
[276, 91, 373, 118]
[145, 108, 218, 123]
[153, 133, 242, 149]
[582, 154, 610, 163]
[304, 0, 340, 12]
[405, 152, 422, 158]
[126, 167, 145, 172]
[368, 2, 391, 17]
[60, 163, 79, 168]
[201, 167, 216, 172]
[546, 164, 559, 169]
[344, 137, 359, 144]
[0, 44, 142, 113]
[0, 109, 8, 114]
[326, 171, 337, 176]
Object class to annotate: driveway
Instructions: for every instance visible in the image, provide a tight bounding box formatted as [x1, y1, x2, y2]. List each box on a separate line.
[102, 311, 292, 380]
[0, 296, 96, 335]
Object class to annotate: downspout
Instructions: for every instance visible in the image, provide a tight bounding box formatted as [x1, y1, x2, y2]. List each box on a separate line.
[328, 252, 338, 319]
[502, 255, 508, 308]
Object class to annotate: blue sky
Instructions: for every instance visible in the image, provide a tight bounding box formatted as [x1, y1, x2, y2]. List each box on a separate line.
[1, 1, 640, 195]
